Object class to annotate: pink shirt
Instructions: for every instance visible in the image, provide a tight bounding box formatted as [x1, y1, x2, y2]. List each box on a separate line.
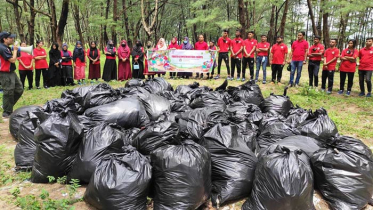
[291, 40, 309, 61]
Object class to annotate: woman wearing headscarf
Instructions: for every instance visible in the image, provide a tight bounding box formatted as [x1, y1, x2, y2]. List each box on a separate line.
[61, 43, 74, 86]
[178, 36, 193, 79]
[153, 38, 168, 77]
[87, 41, 101, 83]
[103, 40, 117, 82]
[144, 41, 155, 80]
[73, 41, 86, 85]
[48, 42, 62, 87]
[168, 37, 180, 79]
[118, 40, 132, 81]
[131, 40, 145, 79]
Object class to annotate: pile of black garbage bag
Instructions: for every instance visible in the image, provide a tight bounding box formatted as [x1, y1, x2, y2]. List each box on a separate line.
[10, 78, 373, 210]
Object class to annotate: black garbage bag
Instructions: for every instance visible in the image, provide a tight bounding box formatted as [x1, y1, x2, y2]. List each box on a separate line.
[215, 79, 228, 91]
[31, 112, 83, 183]
[157, 91, 191, 113]
[14, 111, 40, 171]
[82, 85, 119, 109]
[311, 135, 373, 210]
[131, 121, 179, 155]
[285, 105, 311, 128]
[227, 81, 264, 106]
[84, 145, 152, 210]
[43, 96, 81, 113]
[189, 91, 228, 110]
[144, 77, 173, 93]
[176, 85, 211, 104]
[260, 87, 293, 116]
[242, 145, 314, 210]
[9, 105, 43, 140]
[68, 123, 126, 184]
[138, 94, 171, 121]
[61, 85, 94, 105]
[84, 98, 149, 129]
[203, 124, 257, 207]
[298, 108, 338, 141]
[151, 140, 211, 210]
[125, 79, 145, 87]
[175, 82, 199, 95]
[274, 135, 322, 157]
[225, 101, 263, 125]
[116, 86, 151, 98]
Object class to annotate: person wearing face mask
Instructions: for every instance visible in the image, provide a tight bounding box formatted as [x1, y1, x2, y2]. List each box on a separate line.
[87, 41, 101, 83]
[48, 42, 61, 87]
[178, 37, 193, 79]
[131, 40, 145, 79]
[118, 40, 131, 81]
[168, 37, 180, 79]
[103, 40, 117, 82]
[72, 41, 86, 85]
[60, 43, 74, 86]
[269, 36, 288, 85]
[144, 41, 155, 80]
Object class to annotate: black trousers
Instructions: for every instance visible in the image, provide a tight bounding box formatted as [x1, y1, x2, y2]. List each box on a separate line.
[321, 70, 335, 91]
[308, 60, 321, 87]
[359, 70, 373, 93]
[271, 64, 284, 82]
[340, 71, 355, 91]
[242, 57, 254, 79]
[217, 52, 230, 75]
[19, 70, 33, 89]
[231, 57, 241, 78]
[35, 68, 49, 88]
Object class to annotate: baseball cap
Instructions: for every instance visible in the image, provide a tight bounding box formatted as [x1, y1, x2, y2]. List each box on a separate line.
[0, 31, 16, 39]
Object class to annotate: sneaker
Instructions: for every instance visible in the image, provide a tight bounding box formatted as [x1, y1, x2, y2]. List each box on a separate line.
[241, 78, 246, 82]
[262, 81, 266, 84]
[214, 75, 220, 80]
[236, 77, 241, 81]
[2, 112, 10, 118]
[295, 84, 299, 88]
[227, 76, 231, 80]
[337, 90, 344, 95]
[327, 90, 332, 94]
[44, 86, 49, 89]
[321, 89, 325, 92]
[367, 92, 372, 97]
[78, 82, 82, 85]
[359, 92, 365, 97]
[170, 77, 174, 79]
[346, 91, 351, 96]
[37, 87, 41, 89]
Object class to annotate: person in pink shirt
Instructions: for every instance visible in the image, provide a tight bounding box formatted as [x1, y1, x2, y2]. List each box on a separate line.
[255, 35, 270, 84]
[72, 41, 86, 85]
[194, 34, 209, 79]
[287, 31, 309, 87]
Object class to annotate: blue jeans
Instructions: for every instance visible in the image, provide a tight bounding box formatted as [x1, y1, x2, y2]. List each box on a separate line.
[290, 61, 304, 85]
[256, 56, 267, 81]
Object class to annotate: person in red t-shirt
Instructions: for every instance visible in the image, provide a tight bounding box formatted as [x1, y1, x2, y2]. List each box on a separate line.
[243, 31, 257, 81]
[215, 29, 231, 80]
[322, 39, 340, 94]
[338, 39, 358, 96]
[287, 31, 309, 87]
[17, 42, 34, 90]
[230, 29, 244, 81]
[255, 35, 270, 84]
[358, 37, 373, 97]
[168, 37, 180, 79]
[33, 40, 49, 89]
[194, 34, 209, 79]
[61, 43, 75, 86]
[307, 36, 324, 88]
[269, 36, 288, 84]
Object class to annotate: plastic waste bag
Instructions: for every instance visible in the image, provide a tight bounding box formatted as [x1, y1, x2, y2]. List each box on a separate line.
[189, 91, 228, 110]
[225, 101, 263, 125]
[274, 135, 322, 157]
[138, 94, 171, 121]
[82, 85, 119, 109]
[227, 81, 264, 106]
[43, 96, 81, 113]
[260, 87, 293, 116]
[84, 145, 152, 210]
[9, 105, 43, 140]
[285, 106, 311, 128]
[144, 77, 173, 93]
[125, 79, 145, 87]
[151, 140, 211, 210]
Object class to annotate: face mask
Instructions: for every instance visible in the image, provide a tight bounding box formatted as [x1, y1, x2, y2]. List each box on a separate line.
[184, 41, 188, 44]
[121, 44, 126, 47]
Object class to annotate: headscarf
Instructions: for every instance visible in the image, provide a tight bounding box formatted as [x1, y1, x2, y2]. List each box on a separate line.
[156, 38, 167, 50]
[73, 41, 85, 62]
[49, 42, 61, 64]
[118, 40, 130, 58]
[106, 40, 114, 54]
[131, 40, 144, 58]
[182, 37, 193, 50]
[168, 37, 179, 49]
[146, 41, 153, 50]
[61, 43, 71, 61]
[89, 41, 99, 59]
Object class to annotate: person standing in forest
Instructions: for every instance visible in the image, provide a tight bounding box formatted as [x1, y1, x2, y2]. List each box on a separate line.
[61, 43, 74, 86]
[154, 38, 167, 77]
[194, 34, 209, 79]
[87, 41, 101, 83]
[338, 39, 358, 96]
[118, 39, 131, 81]
[144, 41, 155, 80]
[243, 31, 257, 81]
[255, 35, 270, 84]
[48, 42, 61, 87]
[131, 40, 145, 79]
[230, 29, 244, 81]
[33, 40, 49, 89]
[17, 42, 34, 90]
[179, 37, 193, 79]
[269, 36, 288, 84]
[358, 37, 373, 97]
[321, 39, 339, 94]
[72, 41, 86, 85]
[102, 40, 117, 82]
[208, 40, 217, 80]
[168, 37, 180, 79]
[287, 31, 309, 87]
[215, 29, 231, 80]
[0, 31, 23, 118]
[307, 36, 324, 89]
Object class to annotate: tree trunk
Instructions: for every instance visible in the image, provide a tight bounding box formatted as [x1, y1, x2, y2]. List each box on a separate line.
[26, 0, 36, 45]
[103, 0, 110, 43]
[322, 0, 330, 47]
[56, 0, 69, 49]
[112, 0, 118, 45]
[279, 0, 289, 37]
[338, 12, 349, 50]
[238, 0, 245, 35]
[307, 0, 318, 36]
[73, 3, 85, 48]
[317, 2, 322, 37]
[268, 5, 276, 44]
[6, 0, 26, 42]
[48, 0, 57, 42]
[122, 0, 130, 42]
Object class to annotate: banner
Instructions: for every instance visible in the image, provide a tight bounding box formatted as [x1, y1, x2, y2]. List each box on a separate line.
[146, 50, 217, 73]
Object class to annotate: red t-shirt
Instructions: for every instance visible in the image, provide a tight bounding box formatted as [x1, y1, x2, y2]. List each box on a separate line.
[323, 48, 340, 71]
[339, 48, 359, 73]
[33, 48, 49, 69]
[168, 43, 180, 49]
[230, 38, 244, 58]
[243, 38, 257, 58]
[217, 37, 231, 53]
[61, 50, 72, 66]
[17, 52, 33, 70]
[359, 47, 373, 71]
[270, 43, 288, 64]
[74, 50, 86, 67]
[194, 41, 208, 50]
[105, 47, 117, 60]
[291, 40, 309, 61]
[256, 42, 270, 57]
[308, 43, 324, 61]
[87, 48, 101, 64]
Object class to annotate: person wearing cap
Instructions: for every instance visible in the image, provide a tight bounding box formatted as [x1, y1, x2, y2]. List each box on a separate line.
[307, 35, 324, 89]
[0, 31, 23, 118]
[269, 35, 288, 84]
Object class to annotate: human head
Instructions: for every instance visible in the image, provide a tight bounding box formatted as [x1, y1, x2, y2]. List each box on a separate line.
[297, 31, 305, 41]
[20, 42, 27, 47]
[261, 35, 267, 42]
[329, 39, 337, 48]
[248, 31, 254, 39]
[0, 31, 16, 45]
[183, 37, 189, 44]
[120, 40, 126, 47]
[52, 43, 58, 50]
[171, 37, 177, 44]
[62, 43, 68, 51]
[276, 36, 283, 44]
[90, 41, 97, 48]
[366, 37, 373, 48]
[76, 41, 82, 48]
[348, 39, 356, 49]
[235, 29, 241, 38]
[107, 40, 113, 46]
[36, 40, 43, 48]
[313, 35, 321, 44]
[222, 29, 228, 38]
[147, 41, 152, 48]
[158, 38, 165, 46]
[209, 41, 215, 47]
[136, 40, 142, 47]
[198, 35, 204, 42]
